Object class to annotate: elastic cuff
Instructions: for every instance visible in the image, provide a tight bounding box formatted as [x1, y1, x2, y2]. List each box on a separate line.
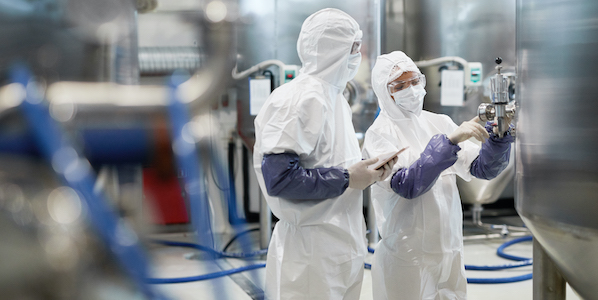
[443, 134, 461, 153]
[343, 169, 350, 190]
[485, 123, 514, 142]
[446, 134, 457, 146]
[390, 169, 401, 194]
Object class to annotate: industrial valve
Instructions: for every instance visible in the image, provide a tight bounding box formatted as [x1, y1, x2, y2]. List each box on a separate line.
[478, 57, 516, 137]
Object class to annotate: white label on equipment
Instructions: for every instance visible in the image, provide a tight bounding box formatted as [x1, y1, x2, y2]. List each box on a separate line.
[441, 70, 464, 106]
[249, 78, 271, 115]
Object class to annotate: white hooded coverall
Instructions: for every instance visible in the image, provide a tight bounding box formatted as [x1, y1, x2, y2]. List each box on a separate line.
[362, 51, 481, 300]
[253, 8, 366, 300]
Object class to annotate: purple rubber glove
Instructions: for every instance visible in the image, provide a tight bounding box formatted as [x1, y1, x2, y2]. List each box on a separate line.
[261, 152, 349, 200]
[390, 134, 460, 199]
[469, 122, 514, 180]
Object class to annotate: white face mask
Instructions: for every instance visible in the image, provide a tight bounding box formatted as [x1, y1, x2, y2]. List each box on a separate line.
[345, 52, 361, 81]
[391, 84, 427, 114]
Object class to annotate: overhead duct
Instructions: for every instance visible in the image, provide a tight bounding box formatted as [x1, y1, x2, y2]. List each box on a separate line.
[138, 46, 203, 76]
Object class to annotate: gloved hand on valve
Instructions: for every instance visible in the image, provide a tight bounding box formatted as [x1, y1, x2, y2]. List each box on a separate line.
[489, 115, 514, 137]
[347, 156, 397, 190]
[362, 50, 515, 300]
[447, 116, 490, 144]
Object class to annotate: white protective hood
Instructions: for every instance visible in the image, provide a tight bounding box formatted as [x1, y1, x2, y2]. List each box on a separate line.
[297, 8, 362, 89]
[376, 51, 424, 119]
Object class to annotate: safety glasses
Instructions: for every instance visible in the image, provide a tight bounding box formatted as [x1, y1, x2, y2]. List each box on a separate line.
[387, 74, 426, 94]
[351, 41, 362, 55]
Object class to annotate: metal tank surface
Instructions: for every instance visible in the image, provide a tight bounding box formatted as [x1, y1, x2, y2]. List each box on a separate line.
[0, 0, 238, 298]
[516, 1, 598, 299]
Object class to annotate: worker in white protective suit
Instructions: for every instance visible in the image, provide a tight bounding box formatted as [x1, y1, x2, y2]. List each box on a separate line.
[362, 51, 514, 300]
[253, 8, 397, 300]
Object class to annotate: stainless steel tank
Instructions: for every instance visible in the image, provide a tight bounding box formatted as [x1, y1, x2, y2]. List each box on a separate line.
[516, 1, 598, 299]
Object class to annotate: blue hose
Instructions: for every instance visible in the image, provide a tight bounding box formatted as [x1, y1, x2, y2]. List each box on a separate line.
[367, 236, 533, 284]
[146, 239, 266, 284]
[365, 246, 375, 269]
[467, 273, 532, 284]
[466, 236, 533, 284]
[11, 65, 167, 299]
[165, 73, 263, 290]
[166, 76, 215, 256]
[146, 263, 266, 284]
[465, 259, 532, 271]
[465, 236, 533, 271]
[152, 237, 533, 283]
[151, 240, 267, 259]
[497, 236, 533, 261]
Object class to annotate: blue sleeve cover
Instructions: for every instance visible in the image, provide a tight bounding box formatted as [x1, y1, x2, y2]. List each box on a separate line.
[261, 152, 349, 200]
[390, 134, 460, 199]
[469, 123, 514, 180]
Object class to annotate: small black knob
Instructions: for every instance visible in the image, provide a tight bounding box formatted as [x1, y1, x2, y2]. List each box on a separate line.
[495, 57, 503, 65]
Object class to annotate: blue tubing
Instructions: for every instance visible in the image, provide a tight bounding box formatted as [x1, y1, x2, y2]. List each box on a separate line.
[146, 263, 266, 284]
[151, 240, 267, 259]
[467, 273, 532, 284]
[465, 236, 533, 271]
[166, 76, 215, 256]
[147, 239, 267, 284]
[466, 236, 533, 284]
[368, 236, 534, 284]
[497, 236, 533, 261]
[365, 246, 375, 268]
[465, 259, 532, 271]
[11, 65, 166, 299]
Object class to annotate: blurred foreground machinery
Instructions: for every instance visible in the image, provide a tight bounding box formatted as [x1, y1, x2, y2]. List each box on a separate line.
[0, 0, 237, 299]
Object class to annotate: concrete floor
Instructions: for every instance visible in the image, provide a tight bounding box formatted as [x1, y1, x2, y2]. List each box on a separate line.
[148, 214, 583, 300]
[463, 237, 581, 300]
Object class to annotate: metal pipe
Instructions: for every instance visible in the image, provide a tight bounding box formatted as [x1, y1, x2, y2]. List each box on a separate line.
[414, 56, 470, 77]
[231, 59, 287, 86]
[463, 231, 529, 241]
[533, 238, 566, 300]
[1, 11, 236, 116]
[414, 56, 469, 68]
[469, 203, 529, 237]
[139, 46, 203, 76]
[472, 203, 483, 226]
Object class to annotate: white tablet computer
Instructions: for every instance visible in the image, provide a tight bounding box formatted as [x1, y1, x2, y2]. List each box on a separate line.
[368, 147, 409, 170]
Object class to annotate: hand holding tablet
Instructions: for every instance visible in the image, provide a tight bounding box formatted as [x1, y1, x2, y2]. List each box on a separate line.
[368, 147, 409, 170]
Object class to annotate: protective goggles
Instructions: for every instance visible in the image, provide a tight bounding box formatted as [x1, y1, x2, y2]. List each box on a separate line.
[351, 40, 362, 54]
[387, 74, 426, 94]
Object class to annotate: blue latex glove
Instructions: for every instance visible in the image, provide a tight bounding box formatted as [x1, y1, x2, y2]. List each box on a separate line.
[390, 134, 460, 199]
[469, 122, 514, 180]
[261, 152, 349, 200]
